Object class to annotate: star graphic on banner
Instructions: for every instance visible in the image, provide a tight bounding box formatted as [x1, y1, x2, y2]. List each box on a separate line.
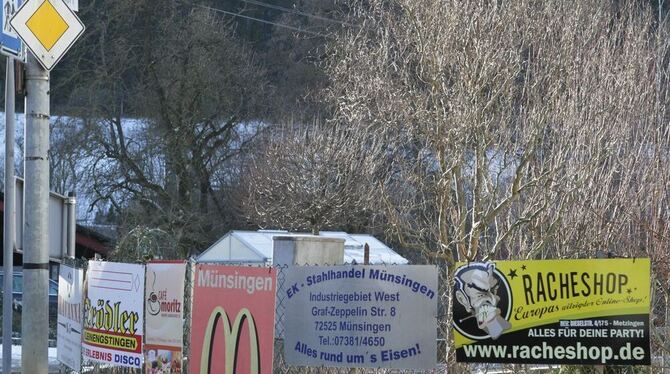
[627, 288, 632, 294]
[521, 265, 527, 271]
[507, 269, 518, 279]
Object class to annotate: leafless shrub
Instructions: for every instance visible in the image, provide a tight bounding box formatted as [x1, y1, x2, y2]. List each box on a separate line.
[242, 122, 388, 235]
[323, 0, 669, 367]
[325, 0, 668, 267]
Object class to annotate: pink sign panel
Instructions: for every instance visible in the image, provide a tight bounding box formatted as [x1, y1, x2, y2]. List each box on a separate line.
[190, 264, 276, 374]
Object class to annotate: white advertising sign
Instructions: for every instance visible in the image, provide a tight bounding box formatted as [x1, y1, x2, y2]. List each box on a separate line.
[283, 265, 438, 370]
[57, 264, 84, 372]
[83, 261, 145, 369]
[144, 262, 186, 373]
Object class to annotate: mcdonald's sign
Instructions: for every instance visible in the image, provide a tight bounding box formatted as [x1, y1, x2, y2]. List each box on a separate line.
[200, 307, 260, 373]
[190, 265, 276, 374]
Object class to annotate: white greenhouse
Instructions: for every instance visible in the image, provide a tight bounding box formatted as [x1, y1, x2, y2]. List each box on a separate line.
[196, 230, 409, 265]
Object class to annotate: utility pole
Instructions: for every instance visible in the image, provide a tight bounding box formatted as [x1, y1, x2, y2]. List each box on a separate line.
[3, 56, 16, 374]
[21, 51, 50, 373]
[6, 1, 85, 371]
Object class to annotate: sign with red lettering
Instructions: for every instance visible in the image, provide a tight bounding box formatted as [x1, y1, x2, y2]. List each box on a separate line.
[190, 264, 276, 373]
[83, 261, 145, 369]
[144, 261, 186, 373]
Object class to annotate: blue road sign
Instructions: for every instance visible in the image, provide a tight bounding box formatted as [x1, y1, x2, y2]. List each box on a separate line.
[0, 0, 21, 57]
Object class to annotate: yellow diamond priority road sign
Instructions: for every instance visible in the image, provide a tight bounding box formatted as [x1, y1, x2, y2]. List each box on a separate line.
[10, 0, 83, 70]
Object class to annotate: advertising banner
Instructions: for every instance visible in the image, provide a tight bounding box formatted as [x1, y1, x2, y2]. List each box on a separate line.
[190, 264, 277, 374]
[83, 261, 145, 369]
[57, 264, 84, 372]
[453, 258, 651, 365]
[283, 265, 438, 370]
[144, 261, 186, 374]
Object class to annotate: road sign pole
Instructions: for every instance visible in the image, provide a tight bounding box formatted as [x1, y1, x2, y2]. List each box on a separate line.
[21, 51, 50, 374]
[7, 1, 84, 368]
[3, 55, 16, 374]
[67, 192, 76, 258]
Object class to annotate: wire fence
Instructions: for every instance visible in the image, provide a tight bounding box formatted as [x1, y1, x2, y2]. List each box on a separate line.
[14, 256, 669, 373]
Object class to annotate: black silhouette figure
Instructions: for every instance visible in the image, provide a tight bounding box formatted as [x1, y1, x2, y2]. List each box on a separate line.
[3, 1, 14, 33]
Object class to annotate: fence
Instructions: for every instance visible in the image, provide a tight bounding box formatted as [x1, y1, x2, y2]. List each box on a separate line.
[37, 258, 670, 373]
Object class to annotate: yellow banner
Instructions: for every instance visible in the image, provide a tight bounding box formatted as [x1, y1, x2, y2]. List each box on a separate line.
[83, 329, 141, 353]
[453, 258, 650, 348]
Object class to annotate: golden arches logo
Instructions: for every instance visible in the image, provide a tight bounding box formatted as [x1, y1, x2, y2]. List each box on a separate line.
[200, 307, 260, 374]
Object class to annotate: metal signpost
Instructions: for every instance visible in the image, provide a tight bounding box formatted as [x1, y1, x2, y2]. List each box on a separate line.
[8, 0, 83, 371]
[1, 1, 20, 373]
[2, 53, 16, 374]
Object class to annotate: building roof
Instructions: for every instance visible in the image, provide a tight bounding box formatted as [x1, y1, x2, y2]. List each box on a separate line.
[198, 230, 409, 265]
[74, 224, 114, 255]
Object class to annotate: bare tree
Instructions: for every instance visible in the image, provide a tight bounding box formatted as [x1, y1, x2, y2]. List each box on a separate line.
[322, 1, 669, 368]
[55, 0, 272, 255]
[262, 0, 347, 121]
[242, 122, 386, 234]
[325, 0, 669, 266]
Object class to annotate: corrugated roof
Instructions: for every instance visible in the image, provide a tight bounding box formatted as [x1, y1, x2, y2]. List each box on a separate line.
[197, 230, 408, 264]
[232, 231, 275, 259]
[346, 234, 408, 264]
